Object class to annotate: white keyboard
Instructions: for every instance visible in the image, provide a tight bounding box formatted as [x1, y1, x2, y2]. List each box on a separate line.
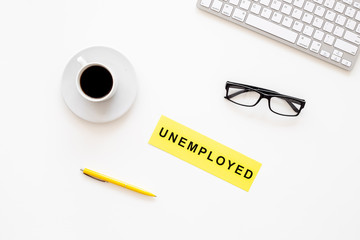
[197, 0, 360, 70]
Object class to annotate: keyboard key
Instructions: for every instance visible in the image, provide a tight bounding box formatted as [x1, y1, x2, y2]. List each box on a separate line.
[314, 0, 323, 4]
[302, 13, 313, 23]
[314, 29, 325, 40]
[200, 0, 212, 7]
[324, 34, 335, 45]
[282, 16, 293, 27]
[334, 26, 345, 37]
[293, 21, 304, 31]
[335, 15, 347, 25]
[240, 0, 251, 10]
[281, 4, 292, 15]
[333, 49, 343, 57]
[251, 3, 261, 14]
[325, 10, 336, 21]
[354, 2, 360, 9]
[314, 6, 325, 16]
[304, 1, 315, 12]
[261, 8, 272, 18]
[271, 0, 282, 10]
[297, 35, 311, 48]
[245, 14, 298, 43]
[344, 31, 360, 44]
[313, 17, 324, 28]
[320, 50, 330, 57]
[303, 25, 314, 36]
[356, 11, 360, 21]
[345, 7, 356, 17]
[294, 0, 305, 8]
[356, 24, 360, 33]
[211, 0, 223, 12]
[334, 2, 345, 13]
[292, 8, 303, 19]
[260, 0, 271, 6]
[232, 8, 247, 21]
[324, 0, 335, 8]
[222, 4, 234, 16]
[323, 22, 334, 32]
[331, 54, 341, 62]
[343, 0, 353, 4]
[346, 19, 357, 30]
[341, 59, 352, 67]
[310, 41, 321, 53]
[229, 0, 240, 5]
[272, 12, 283, 23]
[334, 39, 358, 55]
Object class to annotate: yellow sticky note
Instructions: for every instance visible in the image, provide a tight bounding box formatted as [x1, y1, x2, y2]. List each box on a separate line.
[149, 116, 262, 192]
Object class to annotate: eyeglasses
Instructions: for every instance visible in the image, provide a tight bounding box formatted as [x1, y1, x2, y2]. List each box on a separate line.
[224, 81, 306, 117]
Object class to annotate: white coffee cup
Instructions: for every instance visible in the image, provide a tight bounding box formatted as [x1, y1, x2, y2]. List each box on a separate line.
[76, 56, 118, 102]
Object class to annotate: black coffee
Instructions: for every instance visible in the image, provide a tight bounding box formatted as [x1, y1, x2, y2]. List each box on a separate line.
[80, 65, 113, 99]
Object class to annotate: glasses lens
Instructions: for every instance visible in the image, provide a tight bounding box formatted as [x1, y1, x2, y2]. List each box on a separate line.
[270, 97, 302, 116]
[227, 87, 261, 106]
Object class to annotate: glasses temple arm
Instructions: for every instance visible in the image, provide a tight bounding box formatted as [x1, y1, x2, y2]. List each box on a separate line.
[226, 89, 248, 99]
[285, 99, 300, 112]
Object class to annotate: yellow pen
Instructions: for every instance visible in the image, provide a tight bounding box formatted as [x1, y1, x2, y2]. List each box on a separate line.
[81, 168, 156, 197]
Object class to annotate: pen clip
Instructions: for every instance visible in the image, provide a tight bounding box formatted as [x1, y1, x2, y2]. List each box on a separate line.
[83, 172, 107, 183]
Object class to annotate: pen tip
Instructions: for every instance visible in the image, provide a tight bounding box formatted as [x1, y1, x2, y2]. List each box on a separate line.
[80, 169, 84, 172]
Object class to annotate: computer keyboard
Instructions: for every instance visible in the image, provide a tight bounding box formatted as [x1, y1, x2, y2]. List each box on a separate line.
[197, 0, 360, 70]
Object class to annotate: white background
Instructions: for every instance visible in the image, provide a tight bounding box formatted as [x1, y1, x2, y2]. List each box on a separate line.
[1, 1, 360, 239]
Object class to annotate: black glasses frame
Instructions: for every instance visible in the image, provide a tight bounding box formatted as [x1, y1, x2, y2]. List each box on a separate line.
[224, 81, 306, 117]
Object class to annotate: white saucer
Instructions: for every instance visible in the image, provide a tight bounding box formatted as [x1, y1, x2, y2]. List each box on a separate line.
[61, 46, 137, 123]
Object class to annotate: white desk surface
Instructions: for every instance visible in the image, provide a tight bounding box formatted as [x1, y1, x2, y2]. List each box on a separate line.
[1, 1, 360, 239]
